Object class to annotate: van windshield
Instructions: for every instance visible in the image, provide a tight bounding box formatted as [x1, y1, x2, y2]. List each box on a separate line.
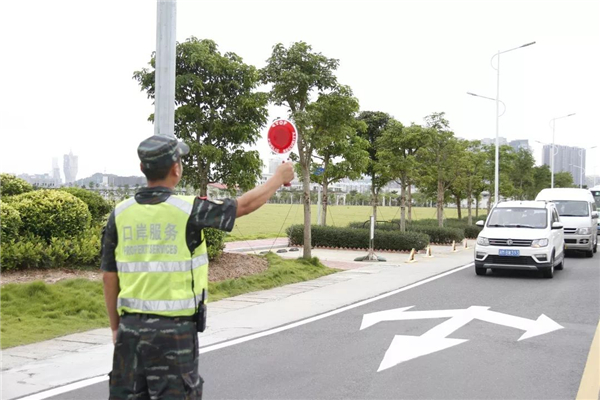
[487, 208, 548, 229]
[553, 200, 589, 217]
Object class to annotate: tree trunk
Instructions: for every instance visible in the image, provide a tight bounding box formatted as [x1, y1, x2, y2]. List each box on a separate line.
[321, 182, 328, 226]
[467, 181, 473, 225]
[476, 196, 479, 218]
[456, 195, 462, 220]
[371, 185, 378, 223]
[407, 183, 413, 222]
[400, 182, 407, 232]
[437, 179, 444, 227]
[301, 164, 312, 258]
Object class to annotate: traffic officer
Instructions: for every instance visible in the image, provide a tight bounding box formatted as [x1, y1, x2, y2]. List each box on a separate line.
[101, 135, 294, 399]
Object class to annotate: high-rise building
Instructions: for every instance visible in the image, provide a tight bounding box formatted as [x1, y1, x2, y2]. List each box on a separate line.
[481, 137, 508, 147]
[509, 139, 532, 153]
[63, 150, 78, 184]
[52, 157, 62, 184]
[268, 157, 284, 174]
[542, 145, 586, 186]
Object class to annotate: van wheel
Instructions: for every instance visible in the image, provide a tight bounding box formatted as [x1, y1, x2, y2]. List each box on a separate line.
[555, 252, 564, 270]
[543, 255, 555, 278]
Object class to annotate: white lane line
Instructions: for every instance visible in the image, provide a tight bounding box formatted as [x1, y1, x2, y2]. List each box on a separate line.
[17, 263, 474, 400]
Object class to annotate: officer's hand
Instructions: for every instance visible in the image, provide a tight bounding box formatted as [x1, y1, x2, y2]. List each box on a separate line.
[112, 329, 118, 345]
[276, 162, 295, 186]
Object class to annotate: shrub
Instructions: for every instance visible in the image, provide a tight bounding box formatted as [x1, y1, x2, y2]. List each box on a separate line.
[0, 230, 101, 271]
[59, 187, 112, 222]
[0, 173, 33, 197]
[407, 226, 464, 244]
[287, 225, 429, 252]
[204, 228, 225, 261]
[1, 202, 22, 241]
[464, 224, 482, 239]
[11, 190, 91, 241]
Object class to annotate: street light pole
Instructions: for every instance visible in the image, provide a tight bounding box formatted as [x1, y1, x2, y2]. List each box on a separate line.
[154, 0, 177, 138]
[550, 113, 576, 188]
[490, 41, 535, 206]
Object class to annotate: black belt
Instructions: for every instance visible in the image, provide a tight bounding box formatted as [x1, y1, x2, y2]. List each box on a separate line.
[121, 312, 195, 322]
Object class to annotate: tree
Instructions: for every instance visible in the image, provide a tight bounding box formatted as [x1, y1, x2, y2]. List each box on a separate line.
[262, 41, 339, 259]
[554, 172, 575, 188]
[308, 86, 369, 226]
[447, 139, 471, 220]
[528, 165, 552, 198]
[481, 144, 517, 211]
[417, 112, 462, 227]
[509, 148, 535, 200]
[134, 37, 268, 196]
[378, 122, 428, 231]
[357, 111, 394, 222]
[462, 141, 487, 223]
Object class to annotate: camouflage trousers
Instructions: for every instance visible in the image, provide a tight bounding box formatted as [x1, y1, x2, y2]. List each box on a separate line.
[109, 314, 203, 400]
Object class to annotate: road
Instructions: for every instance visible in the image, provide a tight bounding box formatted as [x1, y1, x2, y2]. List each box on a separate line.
[47, 253, 599, 400]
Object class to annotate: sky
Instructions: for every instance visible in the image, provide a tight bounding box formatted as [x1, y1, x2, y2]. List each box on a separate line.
[1, 0, 599, 181]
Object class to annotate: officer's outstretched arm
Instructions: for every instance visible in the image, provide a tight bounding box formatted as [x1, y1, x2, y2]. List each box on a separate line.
[236, 162, 294, 218]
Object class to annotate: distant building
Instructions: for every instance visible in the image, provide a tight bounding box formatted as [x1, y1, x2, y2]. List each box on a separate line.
[52, 157, 62, 184]
[63, 151, 78, 184]
[542, 145, 586, 186]
[481, 137, 508, 147]
[509, 139, 532, 153]
[18, 173, 61, 188]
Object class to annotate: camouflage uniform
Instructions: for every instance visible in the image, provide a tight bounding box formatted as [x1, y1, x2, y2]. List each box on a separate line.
[109, 314, 202, 400]
[101, 135, 237, 400]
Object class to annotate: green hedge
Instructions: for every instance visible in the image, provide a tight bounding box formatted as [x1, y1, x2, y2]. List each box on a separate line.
[1, 202, 22, 242]
[59, 187, 112, 222]
[1, 230, 101, 271]
[11, 190, 92, 242]
[287, 225, 429, 252]
[0, 173, 33, 197]
[408, 226, 464, 244]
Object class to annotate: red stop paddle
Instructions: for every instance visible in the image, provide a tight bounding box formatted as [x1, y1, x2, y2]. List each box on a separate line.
[267, 119, 297, 187]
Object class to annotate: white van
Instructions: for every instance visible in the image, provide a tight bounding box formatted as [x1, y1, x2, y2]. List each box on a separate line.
[535, 188, 598, 257]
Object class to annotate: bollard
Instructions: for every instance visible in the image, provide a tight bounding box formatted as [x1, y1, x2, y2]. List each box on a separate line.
[406, 248, 417, 263]
[463, 239, 469, 249]
[451, 240, 457, 252]
[424, 245, 433, 258]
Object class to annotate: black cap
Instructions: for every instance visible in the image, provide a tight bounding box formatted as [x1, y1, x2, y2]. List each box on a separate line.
[137, 135, 190, 169]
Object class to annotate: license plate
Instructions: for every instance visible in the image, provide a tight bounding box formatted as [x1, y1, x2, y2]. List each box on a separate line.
[499, 249, 520, 257]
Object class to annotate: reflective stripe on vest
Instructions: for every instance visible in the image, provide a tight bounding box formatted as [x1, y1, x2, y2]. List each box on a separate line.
[117, 294, 203, 313]
[117, 253, 208, 273]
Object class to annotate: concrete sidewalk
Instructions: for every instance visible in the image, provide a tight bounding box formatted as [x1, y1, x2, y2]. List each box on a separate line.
[1, 245, 474, 400]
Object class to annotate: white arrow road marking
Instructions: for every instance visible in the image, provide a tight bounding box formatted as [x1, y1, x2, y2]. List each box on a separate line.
[475, 310, 564, 341]
[360, 306, 464, 330]
[362, 306, 565, 371]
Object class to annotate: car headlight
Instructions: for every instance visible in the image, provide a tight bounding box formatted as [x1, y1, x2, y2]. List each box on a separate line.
[576, 227, 592, 235]
[477, 236, 489, 246]
[531, 238, 549, 248]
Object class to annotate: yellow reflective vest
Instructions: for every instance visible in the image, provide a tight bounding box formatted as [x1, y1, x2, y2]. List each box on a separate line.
[114, 195, 208, 317]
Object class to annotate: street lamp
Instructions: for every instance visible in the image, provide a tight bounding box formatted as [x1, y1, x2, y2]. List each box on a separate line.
[489, 41, 536, 205]
[550, 113, 576, 188]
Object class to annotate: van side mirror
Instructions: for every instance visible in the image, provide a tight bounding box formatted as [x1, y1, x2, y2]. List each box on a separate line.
[592, 211, 598, 219]
[476, 220, 485, 227]
[552, 222, 564, 230]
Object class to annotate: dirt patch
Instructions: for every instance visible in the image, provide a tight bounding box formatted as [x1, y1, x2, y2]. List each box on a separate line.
[208, 252, 268, 282]
[0, 252, 268, 286]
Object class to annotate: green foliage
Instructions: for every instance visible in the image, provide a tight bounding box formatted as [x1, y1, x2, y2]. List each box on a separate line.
[554, 171, 575, 188]
[347, 217, 482, 241]
[1, 173, 33, 197]
[134, 37, 268, 196]
[1, 201, 22, 241]
[1, 229, 101, 271]
[59, 187, 112, 222]
[407, 226, 464, 244]
[11, 190, 91, 241]
[287, 224, 429, 251]
[204, 228, 225, 261]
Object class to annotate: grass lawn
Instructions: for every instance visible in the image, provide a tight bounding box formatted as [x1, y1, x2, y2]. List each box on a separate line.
[0, 254, 338, 349]
[227, 204, 468, 241]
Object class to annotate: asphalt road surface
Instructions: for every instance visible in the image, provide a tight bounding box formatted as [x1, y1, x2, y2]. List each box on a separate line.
[48, 253, 599, 400]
